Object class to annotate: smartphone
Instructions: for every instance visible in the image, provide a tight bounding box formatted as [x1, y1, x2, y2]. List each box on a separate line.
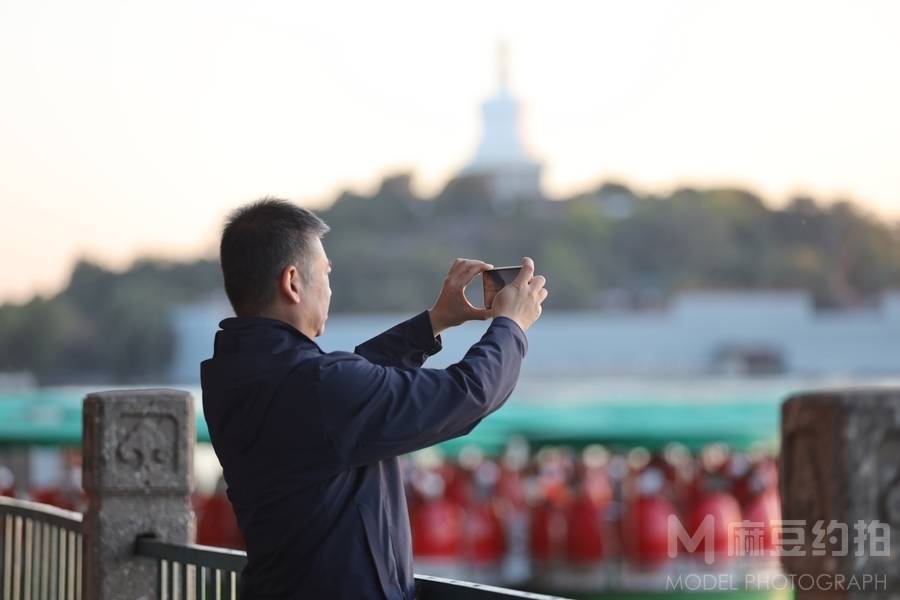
[482, 266, 522, 309]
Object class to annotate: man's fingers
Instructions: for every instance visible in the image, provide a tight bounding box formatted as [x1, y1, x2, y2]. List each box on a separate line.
[530, 275, 547, 290]
[447, 258, 469, 276]
[461, 262, 493, 285]
[450, 259, 493, 286]
[539, 288, 549, 302]
[512, 257, 535, 286]
[449, 258, 491, 273]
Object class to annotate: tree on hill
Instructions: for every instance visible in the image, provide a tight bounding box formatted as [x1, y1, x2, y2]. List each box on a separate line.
[1, 177, 898, 382]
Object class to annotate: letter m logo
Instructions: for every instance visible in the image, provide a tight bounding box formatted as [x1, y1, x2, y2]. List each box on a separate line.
[668, 514, 716, 565]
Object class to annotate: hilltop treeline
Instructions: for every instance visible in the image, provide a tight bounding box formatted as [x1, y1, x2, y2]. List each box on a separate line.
[0, 259, 221, 382]
[2, 175, 899, 382]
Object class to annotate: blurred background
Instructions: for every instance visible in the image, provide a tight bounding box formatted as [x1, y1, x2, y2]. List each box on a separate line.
[1, 1, 899, 597]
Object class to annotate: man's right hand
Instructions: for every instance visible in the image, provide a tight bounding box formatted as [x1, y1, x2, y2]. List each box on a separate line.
[490, 257, 548, 333]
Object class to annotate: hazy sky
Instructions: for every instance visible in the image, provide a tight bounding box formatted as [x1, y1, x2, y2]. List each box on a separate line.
[1, 0, 899, 303]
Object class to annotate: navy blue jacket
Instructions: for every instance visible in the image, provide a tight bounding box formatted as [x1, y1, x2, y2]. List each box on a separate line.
[200, 310, 527, 599]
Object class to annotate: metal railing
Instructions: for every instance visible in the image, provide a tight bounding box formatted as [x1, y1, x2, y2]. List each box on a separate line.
[413, 575, 568, 600]
[134, 536, 568, 600]
[135, 537, 245, 600]
[0, 498, 567, 600]
[0, 497, 83, 600]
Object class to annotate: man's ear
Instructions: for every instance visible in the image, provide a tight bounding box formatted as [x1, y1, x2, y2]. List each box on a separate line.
[280, 266, 302, 304]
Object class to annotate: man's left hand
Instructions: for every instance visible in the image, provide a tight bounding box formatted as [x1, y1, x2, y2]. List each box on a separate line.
[428, 258, 494, 337]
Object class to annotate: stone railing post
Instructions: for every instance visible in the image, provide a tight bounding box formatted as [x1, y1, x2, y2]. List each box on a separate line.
[781, 389, 900, 600]
[82, 389, 196, 600]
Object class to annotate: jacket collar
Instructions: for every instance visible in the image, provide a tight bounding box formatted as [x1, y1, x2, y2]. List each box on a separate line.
[214, 316, 324, 355]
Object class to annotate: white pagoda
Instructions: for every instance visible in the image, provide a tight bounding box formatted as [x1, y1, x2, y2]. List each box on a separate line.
[459, 43, 543, 204]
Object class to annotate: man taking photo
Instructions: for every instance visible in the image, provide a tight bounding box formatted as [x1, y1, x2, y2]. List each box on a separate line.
[201, 198, 548, 599]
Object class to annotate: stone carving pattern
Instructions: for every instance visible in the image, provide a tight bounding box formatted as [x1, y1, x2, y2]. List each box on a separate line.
[115, 413, 178, 477]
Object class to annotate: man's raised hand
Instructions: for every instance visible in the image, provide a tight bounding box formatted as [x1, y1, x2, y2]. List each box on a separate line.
[490, 257, 548, 333]
[428, 258, 495, 337]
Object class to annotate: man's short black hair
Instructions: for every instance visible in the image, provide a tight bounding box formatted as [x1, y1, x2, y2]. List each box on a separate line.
[220, 198, 330, 316]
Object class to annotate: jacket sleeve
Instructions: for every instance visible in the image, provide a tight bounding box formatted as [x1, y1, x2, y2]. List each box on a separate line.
[316, 316, 527, 467]
[353, 310, 443, 369]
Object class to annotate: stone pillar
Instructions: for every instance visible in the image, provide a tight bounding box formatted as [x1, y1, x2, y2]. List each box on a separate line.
[781, 389, 900, 600]
[82, 389, 196, 600]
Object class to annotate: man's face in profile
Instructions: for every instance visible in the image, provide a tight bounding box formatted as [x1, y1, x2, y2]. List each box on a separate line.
[303, 236, 332, 337]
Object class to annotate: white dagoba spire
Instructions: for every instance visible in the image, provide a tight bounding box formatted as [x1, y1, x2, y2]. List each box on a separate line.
[497, 40, 510, 91]
[460, 41, 543, 203]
